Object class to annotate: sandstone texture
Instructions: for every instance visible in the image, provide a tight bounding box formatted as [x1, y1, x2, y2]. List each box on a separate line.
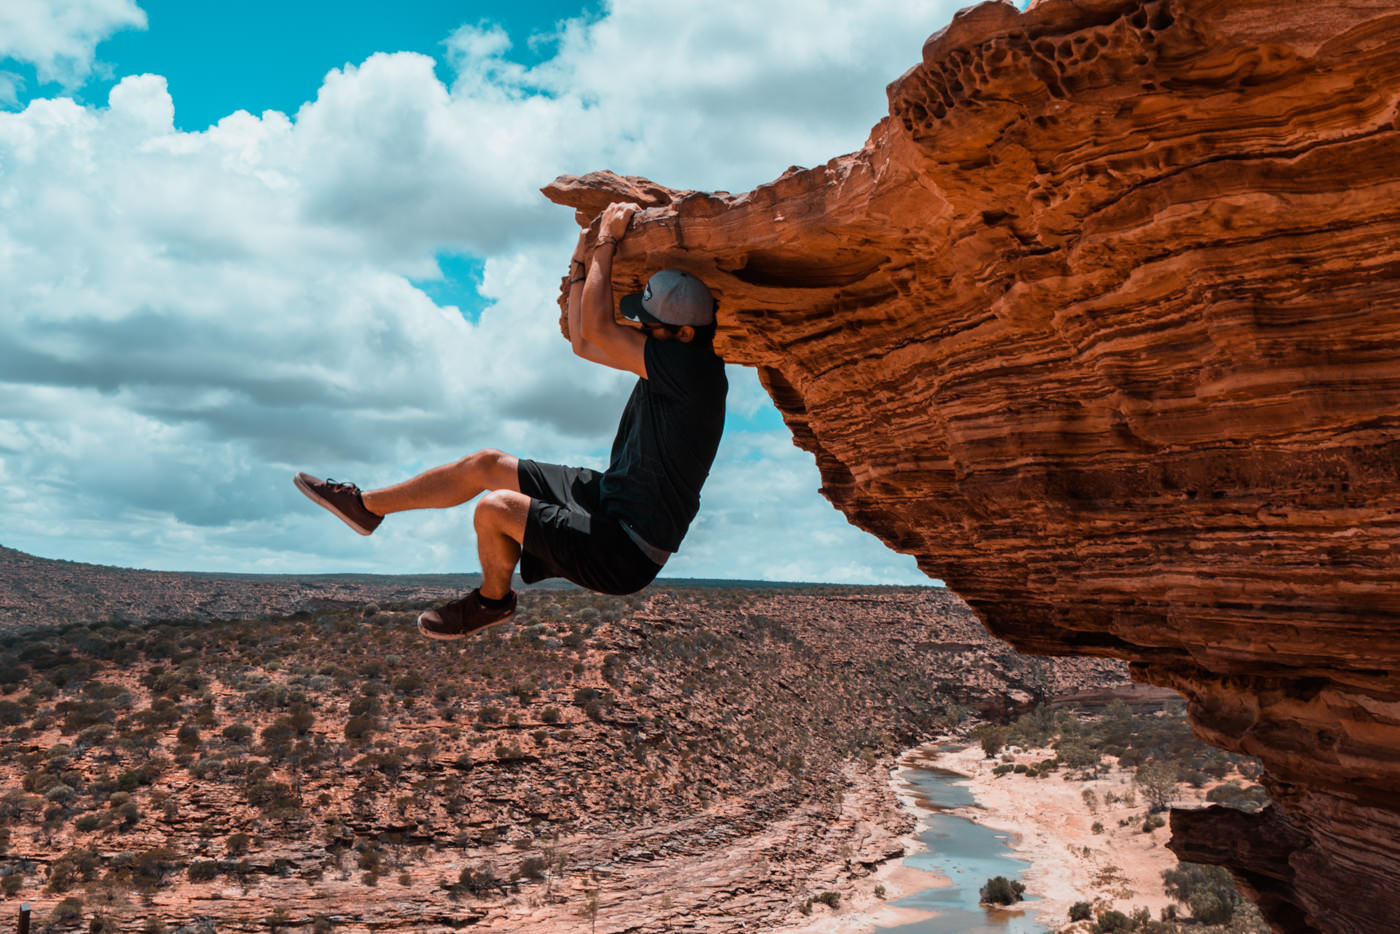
[543, 2, 1400, 931]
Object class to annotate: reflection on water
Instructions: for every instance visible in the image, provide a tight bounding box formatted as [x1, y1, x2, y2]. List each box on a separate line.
[875, 759, 1049, 934]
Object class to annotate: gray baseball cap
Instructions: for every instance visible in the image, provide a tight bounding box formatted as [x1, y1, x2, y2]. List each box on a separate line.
[619, 269, 716, 328]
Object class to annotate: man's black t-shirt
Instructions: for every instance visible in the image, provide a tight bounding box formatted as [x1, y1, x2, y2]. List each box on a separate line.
[599, 337, 727, 554]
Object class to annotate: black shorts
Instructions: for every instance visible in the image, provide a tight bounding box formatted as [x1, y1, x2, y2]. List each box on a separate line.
[516, 459, 662, 595]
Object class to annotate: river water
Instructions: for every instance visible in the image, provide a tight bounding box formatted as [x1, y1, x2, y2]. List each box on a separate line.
[873, 753, 1050, 934]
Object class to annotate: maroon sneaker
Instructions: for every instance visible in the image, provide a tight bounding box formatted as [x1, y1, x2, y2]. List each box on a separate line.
[294, 473, 383, 536]
[417, 589, 517, 640]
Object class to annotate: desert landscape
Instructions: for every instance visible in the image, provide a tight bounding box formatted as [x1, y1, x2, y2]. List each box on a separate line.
[0, 546, 1274, 933]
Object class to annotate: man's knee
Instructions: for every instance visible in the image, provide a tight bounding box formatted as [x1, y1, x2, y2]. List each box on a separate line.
[474, 489, 529, 539]
[461, 448, 518, 490]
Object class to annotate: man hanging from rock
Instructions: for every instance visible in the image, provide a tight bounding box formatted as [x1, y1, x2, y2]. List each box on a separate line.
[294, 201, 727, 639]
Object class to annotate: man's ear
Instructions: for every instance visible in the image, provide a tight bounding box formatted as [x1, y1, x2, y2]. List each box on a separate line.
[675, 325, 696, 343]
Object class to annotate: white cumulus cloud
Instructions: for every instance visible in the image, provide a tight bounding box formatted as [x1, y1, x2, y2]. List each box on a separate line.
[0, 0, 146, 88]
[0, 0, 963, 584]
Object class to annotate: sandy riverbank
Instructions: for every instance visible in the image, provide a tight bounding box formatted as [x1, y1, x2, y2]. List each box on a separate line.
[913, 744, 1199, 929]
[773, 760, 952, 934]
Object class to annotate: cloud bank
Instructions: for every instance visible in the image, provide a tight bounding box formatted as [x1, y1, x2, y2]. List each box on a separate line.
[0, 0, 963, 584]
[0, 0, 146, 88]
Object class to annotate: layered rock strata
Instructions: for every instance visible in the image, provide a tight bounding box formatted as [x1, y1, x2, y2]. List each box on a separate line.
[543, 2, 1400, 931]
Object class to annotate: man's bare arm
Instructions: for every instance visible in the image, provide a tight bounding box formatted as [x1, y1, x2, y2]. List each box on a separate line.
[577, 202, 647, 379]
[567, 230, 622, 369]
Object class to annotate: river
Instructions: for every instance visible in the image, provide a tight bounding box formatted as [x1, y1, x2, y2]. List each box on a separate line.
[873, 750, 1049, 934]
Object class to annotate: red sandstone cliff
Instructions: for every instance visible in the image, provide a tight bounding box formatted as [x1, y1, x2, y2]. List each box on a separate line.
[543, 2, 1400, 932]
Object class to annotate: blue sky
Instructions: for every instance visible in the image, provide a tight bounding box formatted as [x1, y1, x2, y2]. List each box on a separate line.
[0, 0, 971, 584]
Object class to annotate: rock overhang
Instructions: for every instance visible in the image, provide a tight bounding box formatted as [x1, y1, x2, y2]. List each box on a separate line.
[543, 2, 1400, 931]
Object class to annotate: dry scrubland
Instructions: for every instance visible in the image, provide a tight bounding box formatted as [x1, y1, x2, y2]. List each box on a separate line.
[0, 583, 1133, 933]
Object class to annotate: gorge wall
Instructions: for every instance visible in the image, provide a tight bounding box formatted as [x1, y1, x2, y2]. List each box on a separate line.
[542, 1, 1400, 932]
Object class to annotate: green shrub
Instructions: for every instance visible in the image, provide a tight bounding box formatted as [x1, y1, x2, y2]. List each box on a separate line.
[289, 705, 315, 733]
[1069, 900, 1093, 921]
[979, 875, 1026, 905]
[1053, 741, 1095, 771]
[188, 860, 220, 882]
[76, 723, 114, 748]
[344, 715, 377, 742]
[1190, 889, 1235, 925]
[1163, 861, 1239, 924]
[132, 846, 177, 885]
[348, 694, 378, 717]
[1205, 782, 1270, 813]
[974, 725, 1010, 758]
[47, 847, 101, 891]
[44, 783, 76, 804]
[1092, 909, 1131, 932]
[458, 862, 499, 894]
[50, 896, 84, 923]
[222, 723, 253, 743]
[393, 673, 426, 695]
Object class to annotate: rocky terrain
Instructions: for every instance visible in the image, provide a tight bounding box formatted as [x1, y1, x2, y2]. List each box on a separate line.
[0, 548, 1137, 932]
[543, 1, 1400, 931]
[0, 544, 486, 632]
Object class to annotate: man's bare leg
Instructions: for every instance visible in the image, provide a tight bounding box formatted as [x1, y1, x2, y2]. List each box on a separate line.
[474, 490, 530, 600]
[361, 449, 519, 516]
[414, 488, 530, 640]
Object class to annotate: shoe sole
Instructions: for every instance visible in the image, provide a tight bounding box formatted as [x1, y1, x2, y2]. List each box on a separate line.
[416, 612, 515, 641]
[294, 473, 375, 536]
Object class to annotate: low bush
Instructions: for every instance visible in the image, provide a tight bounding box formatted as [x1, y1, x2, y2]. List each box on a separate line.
[50, 896, 84, 923]
[188, 860, 220, 882]
[457, 862, 499, 895]
[344, 715, 377, 742]
[222, 723, 253, 743]
[979, 875, 1026, 905]
[1163, 861, 1240, 924]
[1092, 909, 1131, 932]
